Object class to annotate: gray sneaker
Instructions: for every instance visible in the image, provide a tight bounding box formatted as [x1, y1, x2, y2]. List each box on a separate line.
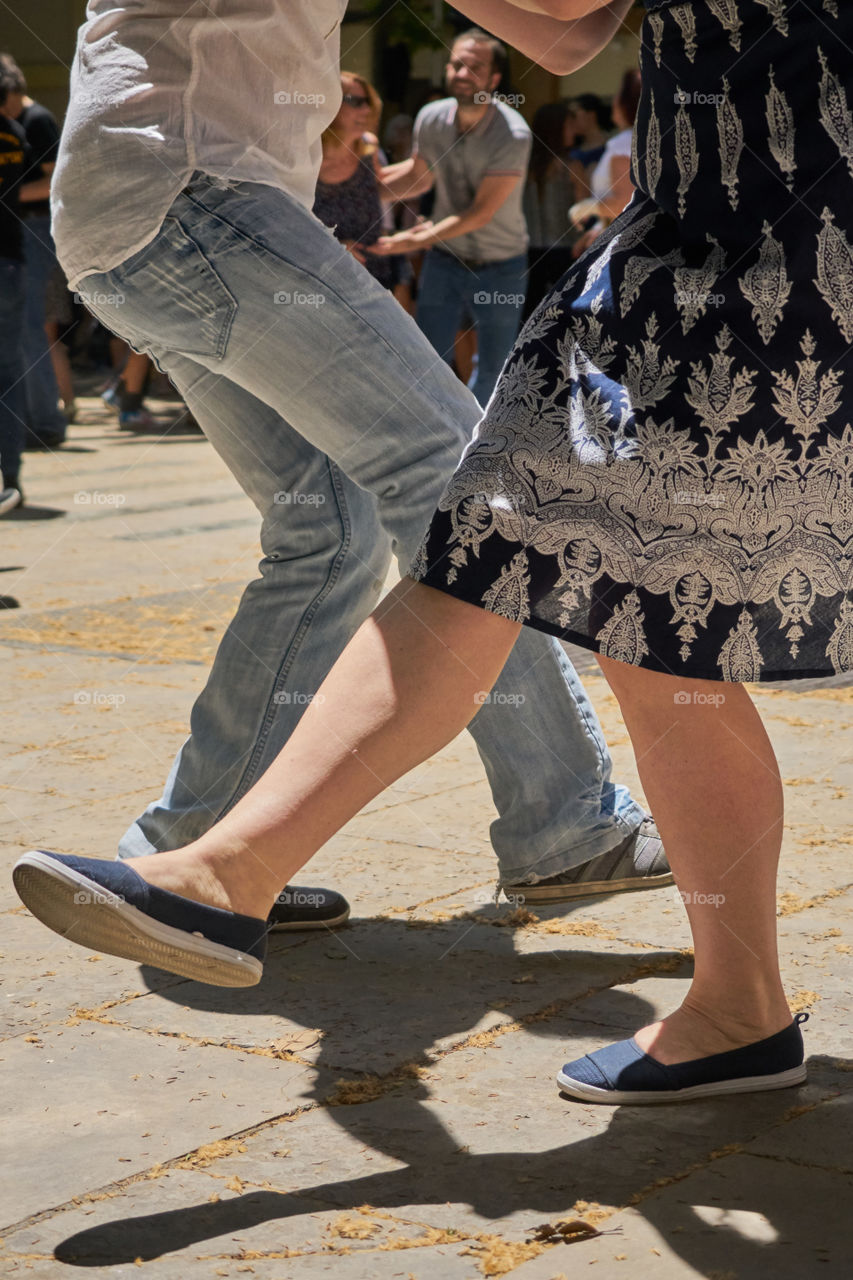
[505, 817, 672, 904]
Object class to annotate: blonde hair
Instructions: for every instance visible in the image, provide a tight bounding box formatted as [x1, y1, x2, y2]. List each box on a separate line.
[322, 72, 382, 157]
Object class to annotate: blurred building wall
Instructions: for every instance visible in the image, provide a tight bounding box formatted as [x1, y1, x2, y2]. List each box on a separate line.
[4, 3, 643, 131]
[0, 0, 86, 121]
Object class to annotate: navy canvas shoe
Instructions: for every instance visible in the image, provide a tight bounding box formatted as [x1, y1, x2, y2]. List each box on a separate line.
[267, 885, 350, 932]
[557, 1015, 809, 1104]
[12, 850, 268, 987]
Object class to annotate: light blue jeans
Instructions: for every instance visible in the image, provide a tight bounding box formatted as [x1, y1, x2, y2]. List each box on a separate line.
[78, 172, 643, 885]
[416, 250, 527, 408]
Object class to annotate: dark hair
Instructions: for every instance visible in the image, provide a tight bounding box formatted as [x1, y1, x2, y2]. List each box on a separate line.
[614, 68, 642, 128]
[528, 101, 573, 193]
[0, 53, 26, 96]
[452, 28, 507, 81]
[571, 92, 611, 133]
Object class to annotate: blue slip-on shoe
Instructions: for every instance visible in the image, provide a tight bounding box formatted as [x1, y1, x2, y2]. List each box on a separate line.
[267, 885, 351, 932]
[12, 850, 268, 987]
[557, 1014, 809, 1104]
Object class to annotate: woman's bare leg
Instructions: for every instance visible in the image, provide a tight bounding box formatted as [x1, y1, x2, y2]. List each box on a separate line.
[129, 578, 521, 916]
[596, 656, 790, 1062]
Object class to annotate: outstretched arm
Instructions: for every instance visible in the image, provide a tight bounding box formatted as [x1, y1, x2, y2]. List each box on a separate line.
[452, 0, 634, 74]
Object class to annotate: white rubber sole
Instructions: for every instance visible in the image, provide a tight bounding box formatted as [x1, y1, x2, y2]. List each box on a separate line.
[556, 1063, 807, 1104]
[0, 488, 21, 516]
[511, 870, 674, 904]
[268, 906, 351, 933]
[12, 851, 263, 988]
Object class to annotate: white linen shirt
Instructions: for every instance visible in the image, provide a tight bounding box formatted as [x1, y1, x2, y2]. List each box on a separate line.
[51, 0, 346, 289]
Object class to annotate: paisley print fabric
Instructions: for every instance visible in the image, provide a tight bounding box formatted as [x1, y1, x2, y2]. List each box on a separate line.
[411, 0, 853, 682]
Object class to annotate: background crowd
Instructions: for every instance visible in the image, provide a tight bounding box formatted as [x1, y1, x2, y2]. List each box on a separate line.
[0, 33, 639, 521]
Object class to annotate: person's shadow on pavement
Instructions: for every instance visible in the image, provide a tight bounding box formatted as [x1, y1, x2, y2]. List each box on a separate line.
[52, 911, 852, 1274]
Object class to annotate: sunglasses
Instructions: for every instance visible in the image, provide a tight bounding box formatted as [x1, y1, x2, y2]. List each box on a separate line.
[342, 93, 370, 108]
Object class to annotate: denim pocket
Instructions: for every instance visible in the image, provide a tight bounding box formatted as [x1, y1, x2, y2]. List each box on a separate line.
[113, 215, 238, 362]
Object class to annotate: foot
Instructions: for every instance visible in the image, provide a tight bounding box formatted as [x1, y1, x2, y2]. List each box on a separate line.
[505, 816, 671, 904]
[128, 854, 348, 932]
[557, 1012, 808, 1104]
[120, 848, 274, 919]
[25, 430, 66, 450]
[267, 885, 350, 932]
[12, 851, 268, 987]
[0, 487, 21, 517]
[101, 380, 120, 410]
[119, 407, 156, 430]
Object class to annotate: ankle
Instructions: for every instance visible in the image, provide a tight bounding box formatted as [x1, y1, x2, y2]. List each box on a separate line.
[187, 842, 281, 918]
[677, 992, 791, 1046]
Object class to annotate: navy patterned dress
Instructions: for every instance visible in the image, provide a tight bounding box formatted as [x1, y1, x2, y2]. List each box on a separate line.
[412, 0, 853, 683]
[313, 154, 394, 290]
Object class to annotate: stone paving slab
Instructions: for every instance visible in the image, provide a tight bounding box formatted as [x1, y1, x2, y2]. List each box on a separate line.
[106, 926, 656, 1077]
[0, 1019, 328, 1223]
[510, 1152, 853, 1280]
[0, 909, 188, 1039]
[3, 409, 853, 1279]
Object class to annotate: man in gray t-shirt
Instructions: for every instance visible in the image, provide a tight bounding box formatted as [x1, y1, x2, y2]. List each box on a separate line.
[373, 29, 531, 406]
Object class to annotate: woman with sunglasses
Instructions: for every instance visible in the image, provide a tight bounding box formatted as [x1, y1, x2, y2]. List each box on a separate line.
[314, 73, 408, 295]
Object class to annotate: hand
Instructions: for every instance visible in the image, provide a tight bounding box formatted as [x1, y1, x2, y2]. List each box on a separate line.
[367, 223, 435, 256]
[569, 197, 599, 229]
[572, 223, 605, 256]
